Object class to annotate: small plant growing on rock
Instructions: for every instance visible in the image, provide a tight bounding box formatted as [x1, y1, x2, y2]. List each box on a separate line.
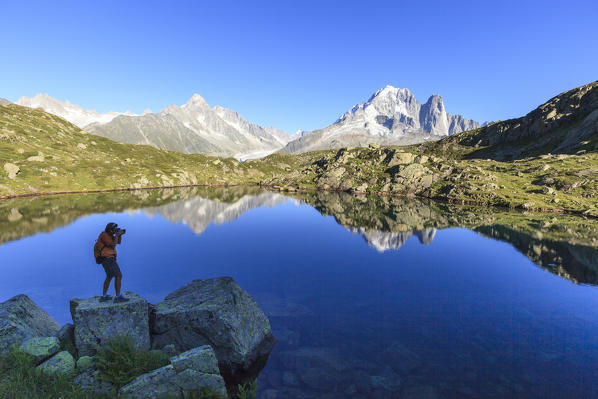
[236, 379, 258, 399]
[96, 335, 169, 389]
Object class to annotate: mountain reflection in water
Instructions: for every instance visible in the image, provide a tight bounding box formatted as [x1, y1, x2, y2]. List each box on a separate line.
[2, 187, 598, 398]
[1, 186, 597, 285]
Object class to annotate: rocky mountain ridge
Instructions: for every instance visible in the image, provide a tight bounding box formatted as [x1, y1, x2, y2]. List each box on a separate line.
[281, 85, 479, 153]
[86, 93, 294, 160]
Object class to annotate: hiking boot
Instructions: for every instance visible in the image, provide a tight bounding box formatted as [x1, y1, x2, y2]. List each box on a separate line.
[99, 295, 113, 302]
[114, 295, 129, 303]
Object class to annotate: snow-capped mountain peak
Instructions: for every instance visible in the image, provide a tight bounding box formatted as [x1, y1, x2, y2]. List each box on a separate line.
[16, 94, 137, 128]
[281, 85, 479, 154]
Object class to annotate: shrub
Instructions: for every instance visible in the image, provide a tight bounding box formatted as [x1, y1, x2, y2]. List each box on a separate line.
[95, 336, 169, 389]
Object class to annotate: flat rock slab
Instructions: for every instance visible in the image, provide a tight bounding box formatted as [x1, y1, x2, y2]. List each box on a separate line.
[19, 336, 60, 363]
[152, 277, 275, 386]
[70, 291, 149, 356]
[0, 294, 60, 356]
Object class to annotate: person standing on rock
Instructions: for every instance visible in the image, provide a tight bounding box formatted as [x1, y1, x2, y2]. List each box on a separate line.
[97, 222, 129, 303]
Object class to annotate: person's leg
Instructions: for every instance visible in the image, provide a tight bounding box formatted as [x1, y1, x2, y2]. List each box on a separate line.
[103, 276, 112, 296]
[112, 261, 128, 302]
[115, 275, 122, 296]
[100, 260, 115, 301]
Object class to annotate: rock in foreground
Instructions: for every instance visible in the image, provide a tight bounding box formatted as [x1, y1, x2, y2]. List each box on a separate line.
[120, 345, 227, 398]
[152, 277, 276, 387]
[0, 294, 60, 355]
[37, 350, 75, 376]
[19, 336, 60, 363]
[70, 291, 150, 356]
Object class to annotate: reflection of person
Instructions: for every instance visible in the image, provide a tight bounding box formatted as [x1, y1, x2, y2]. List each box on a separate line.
[98, 222, 129, 302]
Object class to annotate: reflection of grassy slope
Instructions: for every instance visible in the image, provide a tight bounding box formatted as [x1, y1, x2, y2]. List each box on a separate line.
[291, 191, 598, 284]
[0, 104, 285, 197]
[0, 186, 263, 246]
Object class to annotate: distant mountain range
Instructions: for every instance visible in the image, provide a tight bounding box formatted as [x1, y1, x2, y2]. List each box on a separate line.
[16, 94, 295, 160]
[15, 86, 478, 158]
[280, 86, 479, 153]
[16, 94, 136, 127]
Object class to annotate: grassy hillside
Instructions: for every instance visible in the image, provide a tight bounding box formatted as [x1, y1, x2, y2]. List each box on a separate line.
[0, 104, 283, 198]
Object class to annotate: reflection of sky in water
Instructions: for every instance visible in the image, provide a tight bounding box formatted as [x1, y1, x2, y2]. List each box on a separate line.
[2, 199, 598, 397]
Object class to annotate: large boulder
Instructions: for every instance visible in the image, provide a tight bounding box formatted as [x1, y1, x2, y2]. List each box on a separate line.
[120, 345, 227, 398]
[37, 350, 76, 376]
[151, 277, 276, 387]
[19, 336, 60, 363]
[70, 292, 150, 356]
[0, 294, 60, 355]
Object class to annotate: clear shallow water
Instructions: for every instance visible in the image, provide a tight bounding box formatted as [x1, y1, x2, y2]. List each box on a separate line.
[1, 188, 598, 398]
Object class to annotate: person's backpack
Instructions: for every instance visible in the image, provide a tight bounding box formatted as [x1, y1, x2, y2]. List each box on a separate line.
[93, 236, 105, 264]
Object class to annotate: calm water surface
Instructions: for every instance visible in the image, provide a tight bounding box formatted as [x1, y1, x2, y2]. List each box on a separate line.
[1, 187, 598, 398]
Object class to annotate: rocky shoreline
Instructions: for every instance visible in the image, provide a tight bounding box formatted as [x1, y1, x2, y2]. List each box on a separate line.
[0, 277, 276, 398]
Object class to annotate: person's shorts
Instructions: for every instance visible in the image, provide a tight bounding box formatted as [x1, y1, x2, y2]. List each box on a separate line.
[101, 257, 122, 278]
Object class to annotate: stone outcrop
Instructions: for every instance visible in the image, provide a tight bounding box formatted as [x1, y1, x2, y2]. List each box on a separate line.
[0, 294, 60, 355]
[70, 292, 150, 356]
[151, 277, 276, 387]
[2, 278, 274, 397]
[3, 163, 20, 179]
[120, 345, 227, 398]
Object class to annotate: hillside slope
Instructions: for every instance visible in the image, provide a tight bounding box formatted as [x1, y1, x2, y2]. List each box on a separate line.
[428, 81, 598, 160]
[0, 103, 283, 198]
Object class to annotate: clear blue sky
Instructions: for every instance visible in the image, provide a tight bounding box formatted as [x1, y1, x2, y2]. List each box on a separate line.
[1, 0, 596, 133]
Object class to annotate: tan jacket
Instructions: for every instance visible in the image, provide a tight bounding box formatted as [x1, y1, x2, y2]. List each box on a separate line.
[98, 231, 121, 258]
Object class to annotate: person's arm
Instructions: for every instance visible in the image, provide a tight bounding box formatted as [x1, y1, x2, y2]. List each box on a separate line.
[100, 233, 115, 248]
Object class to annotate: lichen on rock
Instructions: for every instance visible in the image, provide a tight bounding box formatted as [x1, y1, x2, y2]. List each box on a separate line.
[0, 294, 60, 356]
[70, 291, 150, 356]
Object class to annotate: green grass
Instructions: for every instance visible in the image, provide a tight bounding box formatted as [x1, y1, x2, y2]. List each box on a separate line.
[0, 348, 106, 399]
[95, 336, 169, 390]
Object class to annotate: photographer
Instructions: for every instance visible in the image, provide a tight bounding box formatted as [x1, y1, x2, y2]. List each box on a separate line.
[97, 222, 129, 303]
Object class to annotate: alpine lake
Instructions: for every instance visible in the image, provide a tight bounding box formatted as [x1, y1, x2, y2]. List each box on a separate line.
[1, 186, 598, 399]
